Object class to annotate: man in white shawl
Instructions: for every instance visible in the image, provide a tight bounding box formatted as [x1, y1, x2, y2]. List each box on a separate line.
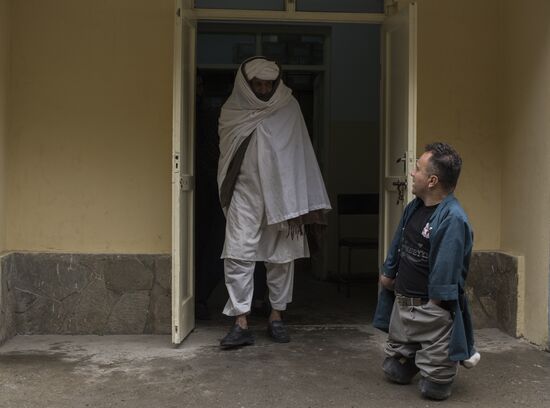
[218, 56, 331, 348]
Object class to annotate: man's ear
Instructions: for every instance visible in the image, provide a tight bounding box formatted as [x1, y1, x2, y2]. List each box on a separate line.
[428, 174, 439, 189]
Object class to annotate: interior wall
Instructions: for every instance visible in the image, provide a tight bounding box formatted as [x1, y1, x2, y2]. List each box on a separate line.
[325, 24, 380, 276]
[416, 0, 501, 251]
[499, 0, 550, 346]
[329, 24, 380, 196]
[7, 0, 174, 253]
[0, 0, 9, 253]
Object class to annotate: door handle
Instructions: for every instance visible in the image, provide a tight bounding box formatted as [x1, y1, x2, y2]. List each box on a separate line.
[396, 153, 407, 173]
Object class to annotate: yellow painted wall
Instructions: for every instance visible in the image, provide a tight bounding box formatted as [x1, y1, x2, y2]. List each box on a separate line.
[416, 0, 501, 250]
[5, 0, 550, 345]
[0, 0, 9, 253]
[416, 0, 550, 346]
[499, 0, 550, 345]
[4, 0, 503, 255]
[7, 0, 174, 253]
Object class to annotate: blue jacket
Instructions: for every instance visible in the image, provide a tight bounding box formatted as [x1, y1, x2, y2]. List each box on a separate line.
[373, 194, 475, 362]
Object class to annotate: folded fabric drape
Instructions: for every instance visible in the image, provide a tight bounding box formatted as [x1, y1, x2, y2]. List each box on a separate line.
[217, 58, 331, 225]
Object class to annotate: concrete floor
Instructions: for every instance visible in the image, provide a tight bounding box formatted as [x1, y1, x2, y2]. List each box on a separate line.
[1, 327, 549, 407]
[1, 273, 550, 407]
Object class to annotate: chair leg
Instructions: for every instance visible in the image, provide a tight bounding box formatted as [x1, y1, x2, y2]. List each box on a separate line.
[346, 247, 352, 298]
[337, 245, 342, 292]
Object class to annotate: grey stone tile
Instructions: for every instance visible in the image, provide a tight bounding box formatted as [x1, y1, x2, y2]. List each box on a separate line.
[145, 283, 171, 334]
[0, 254, 17, 345]
[11, 253, 92, 301]
[103, 256, 154, 293]
[62, 278, 120, 335]
[154, 255, 171, 291]
[3, 254, 172, 335]
[467, 251, 518, 336]
[106, 291, 151, 334]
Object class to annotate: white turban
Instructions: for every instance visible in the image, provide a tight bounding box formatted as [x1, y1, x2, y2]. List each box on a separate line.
[244, 58, 279, 81]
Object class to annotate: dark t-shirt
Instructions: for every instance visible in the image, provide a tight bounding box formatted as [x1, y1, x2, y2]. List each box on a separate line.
[394, 202, 438, 297]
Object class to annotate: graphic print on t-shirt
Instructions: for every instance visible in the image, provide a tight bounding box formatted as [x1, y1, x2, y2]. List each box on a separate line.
[421, 222, 431, 239]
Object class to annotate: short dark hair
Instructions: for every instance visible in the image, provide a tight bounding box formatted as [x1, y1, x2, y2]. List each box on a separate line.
[424, 142, 462, 191]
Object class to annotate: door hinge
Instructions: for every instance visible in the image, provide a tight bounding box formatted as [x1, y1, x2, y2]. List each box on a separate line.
[180, 175, 194, 191]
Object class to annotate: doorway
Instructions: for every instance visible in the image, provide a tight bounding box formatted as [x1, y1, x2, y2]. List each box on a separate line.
[172, 2, 417, 343]
[193, 21, 381, 328]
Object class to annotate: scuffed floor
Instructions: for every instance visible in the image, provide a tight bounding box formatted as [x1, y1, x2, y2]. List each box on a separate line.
[1, 326, 549, 408]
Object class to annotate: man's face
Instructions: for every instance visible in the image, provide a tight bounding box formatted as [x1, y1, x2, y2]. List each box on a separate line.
[250, 77, 274, 101]
[411, 151, 436, 198]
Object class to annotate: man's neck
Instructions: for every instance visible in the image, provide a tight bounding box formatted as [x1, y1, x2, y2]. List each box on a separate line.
[421, 190, 448, 207]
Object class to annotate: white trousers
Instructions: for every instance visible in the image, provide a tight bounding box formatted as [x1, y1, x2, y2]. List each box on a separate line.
[223, 258, 294, 316]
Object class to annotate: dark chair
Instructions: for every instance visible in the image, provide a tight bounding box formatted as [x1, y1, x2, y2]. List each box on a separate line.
[337, 193, 379, 297]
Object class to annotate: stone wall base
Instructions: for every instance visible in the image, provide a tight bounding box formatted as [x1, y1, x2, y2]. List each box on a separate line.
[0, 250, 521, 342]
[0, 253, 171, 339]
[466, 251, 519, 337]
[0, 254, 17, 345]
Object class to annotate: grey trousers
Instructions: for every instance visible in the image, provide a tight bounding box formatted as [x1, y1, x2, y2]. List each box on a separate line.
[384, 298, 458, 384]
[223, 258, 294, 316]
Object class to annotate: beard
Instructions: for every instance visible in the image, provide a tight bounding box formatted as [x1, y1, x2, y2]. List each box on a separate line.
[254, 91, 272, 102]
[249, 78, 279, 102]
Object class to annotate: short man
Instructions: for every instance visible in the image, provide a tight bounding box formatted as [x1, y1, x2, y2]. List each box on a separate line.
[373, 142, 477, 401]
[217, 57, 331, 348]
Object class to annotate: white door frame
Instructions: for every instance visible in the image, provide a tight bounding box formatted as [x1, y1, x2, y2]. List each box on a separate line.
[379, 2, 417, 263]
[171, 0, 414, 344]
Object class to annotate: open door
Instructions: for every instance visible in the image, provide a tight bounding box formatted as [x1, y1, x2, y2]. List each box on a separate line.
[172, 0, 196, 344]
[379, 2, 417, 262]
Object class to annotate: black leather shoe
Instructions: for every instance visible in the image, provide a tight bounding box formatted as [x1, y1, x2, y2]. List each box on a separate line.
[220, 325, 255, 349]
[267, 320, 290, 343]
[382, 356, 420, 384]
[419, 377, 453, 400]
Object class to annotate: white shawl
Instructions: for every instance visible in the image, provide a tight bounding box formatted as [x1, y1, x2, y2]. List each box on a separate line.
[218, 59, 331, 225]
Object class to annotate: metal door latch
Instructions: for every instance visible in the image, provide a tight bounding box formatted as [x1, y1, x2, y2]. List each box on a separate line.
[392, 180, 407, 204]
